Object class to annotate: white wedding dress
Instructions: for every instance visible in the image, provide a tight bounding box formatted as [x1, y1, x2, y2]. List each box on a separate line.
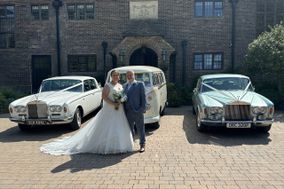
[40, 82, 133, 155]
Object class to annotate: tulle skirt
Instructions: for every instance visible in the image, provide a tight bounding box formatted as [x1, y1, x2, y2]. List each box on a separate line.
[40, 102, 133, 155]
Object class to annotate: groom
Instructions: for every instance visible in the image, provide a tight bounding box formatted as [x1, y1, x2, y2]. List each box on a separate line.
[123, 70, 146, 153]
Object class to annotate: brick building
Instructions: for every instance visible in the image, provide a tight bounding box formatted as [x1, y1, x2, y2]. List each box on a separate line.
[0, 0, 283, 92]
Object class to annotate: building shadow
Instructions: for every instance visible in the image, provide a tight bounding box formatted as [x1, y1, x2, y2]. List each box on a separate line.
[0, 109, 100, 143]
[164, 106, 191, 116]
[0, 113, 9, 118]
[51, 151, 138, 173]
[183, 107, 271, 146]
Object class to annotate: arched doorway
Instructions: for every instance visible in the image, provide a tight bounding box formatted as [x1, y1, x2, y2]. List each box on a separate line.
[130, 47, 158, 67]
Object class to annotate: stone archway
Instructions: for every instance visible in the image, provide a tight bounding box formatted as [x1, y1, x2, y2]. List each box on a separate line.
[112, 36, 175, 67]
[111, 36, 175, 79]
[129, 47, 158, 66]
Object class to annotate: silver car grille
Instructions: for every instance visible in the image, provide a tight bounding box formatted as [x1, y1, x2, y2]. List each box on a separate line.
[27, 101, 48, 119]
[225, 104, 251, 121]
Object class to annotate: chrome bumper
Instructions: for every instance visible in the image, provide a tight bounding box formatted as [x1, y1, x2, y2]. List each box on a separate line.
[201, 119, 273, 127]
[9, 115, 74, 125]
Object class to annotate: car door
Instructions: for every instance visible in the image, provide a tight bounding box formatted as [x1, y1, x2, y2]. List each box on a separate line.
[89, 79, 101, 109]
[83, 79, 94, 114]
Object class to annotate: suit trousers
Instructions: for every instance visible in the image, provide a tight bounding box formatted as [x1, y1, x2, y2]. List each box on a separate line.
[125, 109, 145, 146]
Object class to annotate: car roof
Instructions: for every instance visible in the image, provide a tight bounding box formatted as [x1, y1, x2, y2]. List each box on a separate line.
[201, 74, 250, 80]
[43, 76, 95, 81]
[110, 65, 163, 73]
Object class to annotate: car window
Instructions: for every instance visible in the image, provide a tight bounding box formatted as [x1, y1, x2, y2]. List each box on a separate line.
[152, 73, 159, 86]
[67, 84, 83, 92]
[40, 79, 81, 92]
[84, 80, 91, 92]
[89, 79, 97, 90]
[195, 79, 201, 92]
[118, 73, 151, 87]
[201, 77, 251, 92]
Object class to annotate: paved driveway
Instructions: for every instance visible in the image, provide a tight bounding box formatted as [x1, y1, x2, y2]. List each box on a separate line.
[0, 107, 284, 189]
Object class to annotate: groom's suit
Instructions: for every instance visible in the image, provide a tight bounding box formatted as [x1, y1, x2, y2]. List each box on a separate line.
[123, 81, 146, 146]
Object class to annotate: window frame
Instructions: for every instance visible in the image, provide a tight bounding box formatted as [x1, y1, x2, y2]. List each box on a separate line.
[194, 0, 223, 17]
[31, 4, 49, 21]
[67, 54, 97, 73]
[0, 5, 15, 49]
[193, 52, 223, 70]
[67, 3, 95, 20]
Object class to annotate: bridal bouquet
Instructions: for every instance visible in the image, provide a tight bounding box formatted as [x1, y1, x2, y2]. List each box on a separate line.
[113, 91, 127, 110]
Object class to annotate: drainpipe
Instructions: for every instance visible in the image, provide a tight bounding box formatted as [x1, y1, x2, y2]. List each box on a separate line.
[52, 0, 63, 75]
[181, 40, 187, 85]
[101, 41, 108, 77]
[230, 0, 238, 72]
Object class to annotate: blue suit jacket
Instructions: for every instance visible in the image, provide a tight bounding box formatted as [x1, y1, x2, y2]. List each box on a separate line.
[123, 81, 146, 113]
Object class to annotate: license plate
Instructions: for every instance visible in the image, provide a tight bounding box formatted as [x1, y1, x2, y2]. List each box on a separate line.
[27, 120, 47, 125]
[226, 122, 251, 128]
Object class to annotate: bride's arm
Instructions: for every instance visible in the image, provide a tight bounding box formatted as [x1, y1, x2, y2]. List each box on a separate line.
[102, 84, 117, 107]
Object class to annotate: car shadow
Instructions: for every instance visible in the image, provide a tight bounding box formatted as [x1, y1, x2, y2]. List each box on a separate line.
[0, 109, 100, 143]
[273, 111, 284, 122]
[182, 106, 271, 146]
[51, 151, 138, 173]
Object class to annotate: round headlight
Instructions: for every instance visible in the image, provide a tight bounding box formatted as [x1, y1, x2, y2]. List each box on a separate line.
[49, 105, 62, 112]
[252, 106, 267, 114]
[208, 107, 223, 114]
[15, 106, 26, 113]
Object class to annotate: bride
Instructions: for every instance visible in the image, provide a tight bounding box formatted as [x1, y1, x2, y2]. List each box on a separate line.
[40, 70, 134, 155]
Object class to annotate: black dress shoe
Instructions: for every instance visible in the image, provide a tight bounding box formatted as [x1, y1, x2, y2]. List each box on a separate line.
[139, 145, 145, 153]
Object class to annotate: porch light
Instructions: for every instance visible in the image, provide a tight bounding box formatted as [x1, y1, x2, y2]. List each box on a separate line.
[119, 49, 126, 65]
[161, 49, 167, 63]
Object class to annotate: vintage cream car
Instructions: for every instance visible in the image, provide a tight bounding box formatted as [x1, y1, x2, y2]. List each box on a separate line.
[106, 66, 167, 128]
[192, 74, 274, 132]
[9, 76, 102, 131]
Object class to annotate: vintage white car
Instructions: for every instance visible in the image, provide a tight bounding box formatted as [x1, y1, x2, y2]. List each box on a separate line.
[192, 74, 274, 132]
[9, 76, 102, 131]
[106, 66, 167, 128]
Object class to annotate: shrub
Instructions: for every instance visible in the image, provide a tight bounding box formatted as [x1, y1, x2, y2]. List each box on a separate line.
[257, 88, 284, 109]
[179, 86, 193, 106]
[241, 23, 284, 110]
[0, 88, 27, 113]
[167, 83, 193, 107]
[167, 83, 182, 107]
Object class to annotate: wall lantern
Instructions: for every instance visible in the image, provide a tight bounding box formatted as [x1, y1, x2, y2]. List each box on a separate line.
[119, 49, 126, 65]
[161, 49, 168, 71]
[162, 49, 167, 63]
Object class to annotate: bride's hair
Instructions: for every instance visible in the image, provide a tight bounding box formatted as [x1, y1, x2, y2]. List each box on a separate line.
[110, 70, 119, 77]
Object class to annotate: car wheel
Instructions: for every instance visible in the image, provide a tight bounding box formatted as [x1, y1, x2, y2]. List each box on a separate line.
[196, 111, 206, 132]
[151, 122, 160, 129]
[18, 124, 30, 131]
[257, 125, 271, 133]
[70, 108, 82, 130]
